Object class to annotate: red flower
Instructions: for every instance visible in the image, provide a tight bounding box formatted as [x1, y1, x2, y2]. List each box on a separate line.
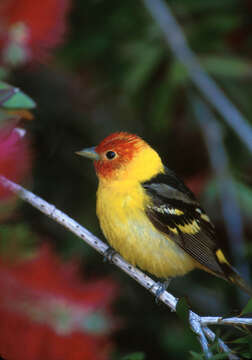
[0, 0, 70, 64]
[0, 246, 118, 360]
[0, 125, 31, 199]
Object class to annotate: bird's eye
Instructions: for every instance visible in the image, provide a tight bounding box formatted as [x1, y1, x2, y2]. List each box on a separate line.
[105, 151, 116, 160]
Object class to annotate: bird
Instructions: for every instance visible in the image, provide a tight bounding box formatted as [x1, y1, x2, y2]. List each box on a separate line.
[76, 131, 252, 296]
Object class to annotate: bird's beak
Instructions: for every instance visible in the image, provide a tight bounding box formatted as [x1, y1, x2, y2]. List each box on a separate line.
[75, 146, 101, 160]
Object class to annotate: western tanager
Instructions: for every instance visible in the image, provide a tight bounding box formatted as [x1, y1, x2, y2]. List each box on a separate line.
[77, 132, 252, 296]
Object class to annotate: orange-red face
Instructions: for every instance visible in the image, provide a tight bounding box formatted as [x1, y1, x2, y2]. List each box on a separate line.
[93, 132, 145, 179]
[77, 132, 164, 183]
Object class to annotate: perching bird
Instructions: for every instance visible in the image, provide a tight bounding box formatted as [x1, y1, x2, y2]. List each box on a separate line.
[76, 132, 252, 296]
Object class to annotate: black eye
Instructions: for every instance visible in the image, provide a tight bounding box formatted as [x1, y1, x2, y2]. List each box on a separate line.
[106, 151, 116, 160]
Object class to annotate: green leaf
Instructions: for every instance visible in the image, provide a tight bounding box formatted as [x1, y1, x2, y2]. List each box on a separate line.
[232, 335, 252, 344]
[176, 297, 190, 325]
[190, 352, 229, 360]
[169, 61, 189, 86]
[0, 81, 36, 109]
[121, 352, 145, 360]
[189, 351, 204, 360]
[241, 298, 252, 315]
[123, 41, 163, 93]
[209, 353, 229, 359]
[190, 345, 230, 359]
[162, 323, 200, 356]
[0, 88, 16, 106]
[240, 353, 252, 359]
[176, 298, 200, 353]
[201, 56, 252, 79]
[150, 67, 175, 131]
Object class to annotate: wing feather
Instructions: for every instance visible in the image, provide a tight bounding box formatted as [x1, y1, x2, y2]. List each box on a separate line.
[143, 169, 225, 277]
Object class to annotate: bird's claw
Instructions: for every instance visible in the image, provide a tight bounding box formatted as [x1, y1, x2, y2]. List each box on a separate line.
[103, 247, 116, 263]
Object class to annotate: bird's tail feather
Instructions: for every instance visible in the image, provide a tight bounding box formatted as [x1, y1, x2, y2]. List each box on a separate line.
[226, 268, 252, 297]
[215, 249, 252, 297]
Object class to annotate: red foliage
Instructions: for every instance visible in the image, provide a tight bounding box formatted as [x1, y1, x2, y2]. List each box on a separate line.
[0, 246, 118, 360]
[0, 0, 71, 63]
[0, 125, 31, 199]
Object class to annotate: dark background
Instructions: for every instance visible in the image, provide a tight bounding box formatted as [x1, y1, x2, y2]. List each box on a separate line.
[2, 0, 252, 359]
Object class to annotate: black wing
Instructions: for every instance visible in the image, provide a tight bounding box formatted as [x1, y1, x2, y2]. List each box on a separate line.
[142, 168, 225, 277]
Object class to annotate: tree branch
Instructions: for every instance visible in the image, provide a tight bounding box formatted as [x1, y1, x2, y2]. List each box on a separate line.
[203, 327, 239, 360]
[142, 0, 252, 154]
[1, 175, 251, 359]
[201, 316, 252, 327]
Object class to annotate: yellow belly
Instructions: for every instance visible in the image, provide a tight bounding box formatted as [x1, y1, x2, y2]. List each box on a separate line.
[96, 182, 196, 279]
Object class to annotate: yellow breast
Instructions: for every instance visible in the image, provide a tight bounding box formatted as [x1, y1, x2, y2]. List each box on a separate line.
[96, 181, 196, 278]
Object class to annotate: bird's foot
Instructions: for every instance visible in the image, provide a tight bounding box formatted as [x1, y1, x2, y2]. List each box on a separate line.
[103, 247, 117, 263]
[152, 279, 171, 303]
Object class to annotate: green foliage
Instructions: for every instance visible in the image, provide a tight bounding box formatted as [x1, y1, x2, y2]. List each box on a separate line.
[123, 41, 164, 94]
[0, 81, 36, 109]
[241, 298, 252, 315]
[1, 0, 252, 359]
[190, 350, 229, 359]
[0, 223, 37, 260]
[175, 298, 201, 356]
[232, 333, 252, 359]
[120, 352, 145, 360]
[176, 297, 190, 325]
[190, 331, 230, 359]
[201, 56, 252, 79]
[161, 323, 200, 358]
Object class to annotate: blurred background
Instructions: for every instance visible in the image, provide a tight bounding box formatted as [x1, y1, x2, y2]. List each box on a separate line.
[0, 0, 252, 359]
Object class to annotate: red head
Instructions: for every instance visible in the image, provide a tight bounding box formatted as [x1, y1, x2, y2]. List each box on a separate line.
[77, 132, 164, 182]
[94, 132, 145, 179]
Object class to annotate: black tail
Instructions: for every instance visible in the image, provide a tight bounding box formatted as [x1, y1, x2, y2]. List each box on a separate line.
[215, 249, 252, 296]
[227, 267, 252, 297]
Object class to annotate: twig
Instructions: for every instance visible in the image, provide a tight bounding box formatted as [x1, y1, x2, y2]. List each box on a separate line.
[0, 176, 250, 359]
[189, 311, 213, 358]
[203, 327, 239, 360]
[202, 316, 252, 327]
[141, 0, 252, 153]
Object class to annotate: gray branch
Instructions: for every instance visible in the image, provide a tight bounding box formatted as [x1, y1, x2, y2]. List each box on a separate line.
[1, 175, 250, 359]
[202, 316, 252, 327]
[203, 327, 239, 360]
[142, 0, 252, 153]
